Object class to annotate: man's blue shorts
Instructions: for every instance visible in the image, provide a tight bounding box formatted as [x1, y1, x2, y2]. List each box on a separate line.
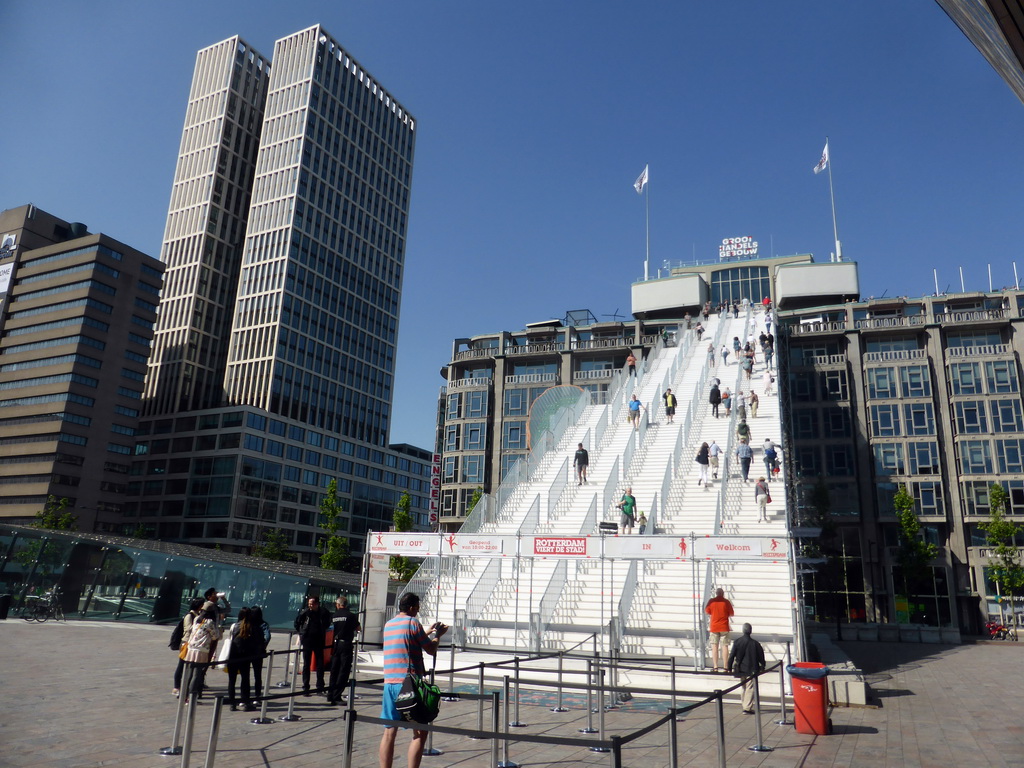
[381, 682, 404, 725]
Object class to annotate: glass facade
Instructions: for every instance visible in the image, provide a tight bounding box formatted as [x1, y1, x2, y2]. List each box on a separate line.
[710, 265, 770, 305]
[0, 525, 360, 628]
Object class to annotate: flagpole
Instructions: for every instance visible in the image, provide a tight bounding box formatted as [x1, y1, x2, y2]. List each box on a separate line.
[825, 136, 841, 261]
[644, 179, 650, 280]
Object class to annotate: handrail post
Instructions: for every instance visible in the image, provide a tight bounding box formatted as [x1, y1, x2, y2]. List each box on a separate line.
[551, 652, 568, 712]
[776, 660, 792, 725]
[202, 694, 225, 768]
[179, 681, 200, 768]
[668, 706, 679, 768]
[490, 692, 500, 768]
[423, 667, 443, 756]
[276, 632, 294, 687]
[714, 690, 726, 768]
[341, 706, 357, 768]
[475, 662, 486, 735]
[509, 657, 525, 727]
[748, 673, 773, 753]
[252, 650, 274, 724]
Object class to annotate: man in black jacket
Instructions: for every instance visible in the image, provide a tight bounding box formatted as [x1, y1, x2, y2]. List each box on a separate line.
[327, 596, 361, 704]
[727, 623, 766, 714]
[295, 595, 333, 694]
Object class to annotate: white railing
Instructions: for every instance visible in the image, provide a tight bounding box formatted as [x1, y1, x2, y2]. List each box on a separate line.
[506, 342, 565, 355]
[621, 428, 637, 483]
[945, 344, 1011, 359]
[465, 558, 502, 633]
[789, 321, 847, 335]
[573, 338, 633, 350]
[536, 559, 568, 639]
[579, 493, 599, 535]
[602, 456, 620, 521]
[573, 369, 615, 381]
[855, 315, 925, 330]
[454, 347, 497, 361]
[937, 308, 1009, 324]
[863, 349, 926, 362]
[808, 354, 846, 366]
[505, 373, 558, 385]
[448, 377, 493, 390]
[546, 456, 570, 521]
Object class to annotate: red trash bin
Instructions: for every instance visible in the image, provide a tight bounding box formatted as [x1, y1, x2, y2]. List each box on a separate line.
[788, 662, 831, 735]
[312, 628, 334, 671]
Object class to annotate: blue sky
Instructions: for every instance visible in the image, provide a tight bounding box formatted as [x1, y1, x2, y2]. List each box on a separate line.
[3, 1, 1023, 449]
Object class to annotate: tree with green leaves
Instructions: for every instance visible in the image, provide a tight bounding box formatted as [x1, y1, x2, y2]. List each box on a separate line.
[981, 483, 1024, 625]
[33, 496, 77, 531]
[319, 479, 350, 571]
[894, 485, 938, 617]
[390, 492, 417, 581]
[252, 527, 292, 562]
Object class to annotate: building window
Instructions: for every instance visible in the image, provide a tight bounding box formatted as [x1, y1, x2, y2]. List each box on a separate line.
[462, 454, 484, 484]
[903, 403, 935, 436]
[950, 362, 982, 395]
[873, 443, 905, 475]
[444, 424, 461, 451]
[442, 456, 458, 483]
[899, 365, 931, 398]
[791, 374, 814, 402]
[793, 409, 818, 439]
[954, 401, 987, 434]
[907, 441, 940, 474]
[826, 445, 854, 476]
[446, 393, 461, 420]
[985, 360, 1019, 394]
[870, 404, 901, 437]
[822, 408, 852, 438]
[820, 370, 848, 400]
[504, 389, 527, 416]
[465, 389, 488, 418]
[959, 440, 993, 474]
[501, 421, 526, 451]
[997, 439, 1024, 474]
[991, 399, 1024, 432]
[464, 422, 487, 451]
[867, 367, 897, 398]
[794, 446, 821, 477]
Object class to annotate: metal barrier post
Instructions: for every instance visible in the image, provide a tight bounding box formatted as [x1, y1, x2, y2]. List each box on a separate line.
[179, 684, 200, 768]
[714, 690, 726, 768]
[551, 652, 568, 712]
[776, 661, 792, 726]
[499, 676, 518, 768]
[610, 734, 623, 767]
[341, 706, 357, 768]
[490, 691, 500, 768]
[578, 659, 596, 734]
[473, 662, 485, 737]
[252, 651, 275, 724]
[279, 648, 301, 721]
[668, 706, 679, 768]
[590, 669, 610, 753]
[509, 657, 525, 727]
[748, 674, 772, 753]
[161, 663, 193, 755]
[202, 695, 225, 768]
[423, 668, 443, 757]
[276, 632, 294, 687]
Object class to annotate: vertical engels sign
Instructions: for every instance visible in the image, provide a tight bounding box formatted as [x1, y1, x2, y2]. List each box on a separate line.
[429, 452, 441, 525]
[0, 233, 17, 295]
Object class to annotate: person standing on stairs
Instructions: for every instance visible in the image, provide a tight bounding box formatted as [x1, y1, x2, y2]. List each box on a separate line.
[662, 388, 678, 424]
[709, 440, 721, 479]
[573, 442, 589, 485]
[748, 391, 759, 418]
[721, 389, 732, 417]
[709, 383, 721, 418]
[616, 487, 636, 534]
[705, 588, 734, 673]
[762, 439, 777, 479]
[754, 476, 771, 522]
[735, 438, 753, 482]
[707, 342, 716, 368]
[720, 343, 730, 366]
[695, 442, 710, 488]
[626, 352, 637, 376]
[627, 394, 646, 430]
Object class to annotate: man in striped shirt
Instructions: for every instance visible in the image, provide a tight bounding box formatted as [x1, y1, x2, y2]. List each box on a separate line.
[379, 592, 448, 768]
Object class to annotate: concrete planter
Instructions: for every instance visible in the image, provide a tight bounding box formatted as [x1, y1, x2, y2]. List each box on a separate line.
[857, 623, 879, 642]
[899, 625, 921, 643]
[920, 626, 941, 644]
[878, 624, 900, 642]
[940, 627, 961, 644]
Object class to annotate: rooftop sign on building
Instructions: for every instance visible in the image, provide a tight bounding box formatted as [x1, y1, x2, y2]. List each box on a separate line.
[719, 236, 758, 260]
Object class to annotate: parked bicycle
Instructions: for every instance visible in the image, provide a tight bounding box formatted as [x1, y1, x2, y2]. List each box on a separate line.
[22, 588, 65, 623]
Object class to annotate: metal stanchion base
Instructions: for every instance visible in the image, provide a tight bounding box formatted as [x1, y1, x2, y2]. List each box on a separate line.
[589, 747, 611, 754]
[578, 727, 597, 734]
[550, 706, 568, 713]
[422, 747, 444, 756]
[278, 714, 302, 722]
[508, 720, 527, 728]
[748, 745, 774, 753]
[251, 716, 274, 724]
[274, 682, 290, 688]
[775, 717, 793, 726]
[159, 747, 183, 755]
[441, 696, 460, 702]
[498, 761, 519, 768]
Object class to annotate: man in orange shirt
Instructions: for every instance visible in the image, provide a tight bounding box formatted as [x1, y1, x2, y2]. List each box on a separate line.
[705, 588, 734, 673]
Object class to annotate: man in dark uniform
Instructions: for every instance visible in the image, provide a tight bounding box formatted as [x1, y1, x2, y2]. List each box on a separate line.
[327, 596, 361, 704]
[727, 623, 766, 714]
[294, 595, 333, 694]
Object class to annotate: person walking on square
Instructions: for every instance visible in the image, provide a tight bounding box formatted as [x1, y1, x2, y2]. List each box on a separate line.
[662, 388, 678, 424]
[754, 476, 771, 522]
[705, 588, 734, 673]
[328, 596, 361, 705]
[764, 344, 775, 370]
[172, 597, 205, 697]
[728, 623, 766, 714]
[709, 383, 721, 419]
[227, 607, 263, 711]
[695, 322, 704, 341]
[722, 389, 732, 417]
[626, 352, 637, 376]
[763, 439, 777, 479]
[736, 438, 753, 482]
[709, 440, 721, 479]
[695, 441, 710, 488]
[721, 343, 730, 366]
[184, 605, 221, 701]
[627, 394, 646, 430]
[379, 593, 448, 768]
[732, 336, 741, 358]
[294, 595, 333, 695]
[763, 368, 774, 396]
[736, 418, 751, 444]
[616, 487, 636, 534]
[748, 391, 759, 418]
[707, 342, 716, 368]
[573, 442, 590, 485]
[736, 391, 747, 421]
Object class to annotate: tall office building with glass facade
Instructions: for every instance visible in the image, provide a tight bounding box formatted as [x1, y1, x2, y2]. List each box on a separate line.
[127, 26, 430, 563]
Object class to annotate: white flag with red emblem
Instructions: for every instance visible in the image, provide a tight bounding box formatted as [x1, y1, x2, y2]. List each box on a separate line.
[813, 142, 829, 175]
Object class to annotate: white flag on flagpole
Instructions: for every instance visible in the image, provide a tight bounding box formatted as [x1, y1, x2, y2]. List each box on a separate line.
[813, 142, 829, 175]
[633, 164, 649, 194]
